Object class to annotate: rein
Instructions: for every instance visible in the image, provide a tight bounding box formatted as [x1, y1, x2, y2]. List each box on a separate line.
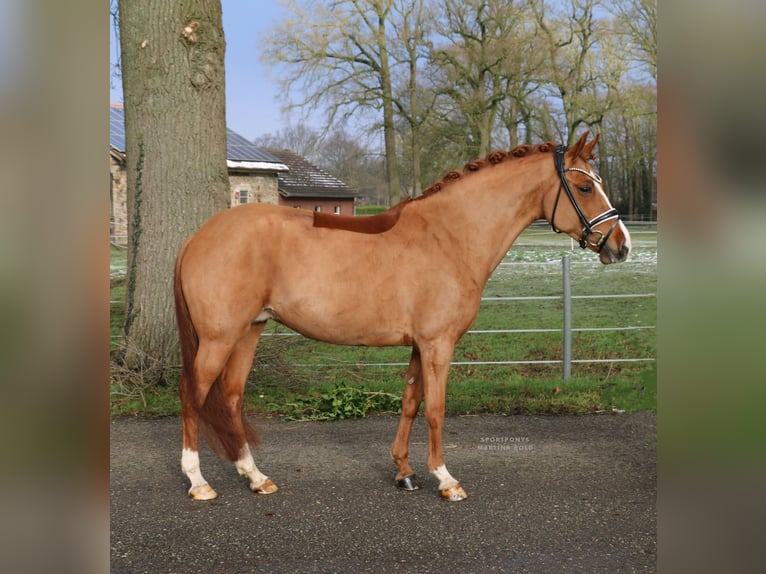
[551, 145, 620, 252]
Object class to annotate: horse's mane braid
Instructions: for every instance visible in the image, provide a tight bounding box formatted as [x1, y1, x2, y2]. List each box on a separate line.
[418, 141, 557, 199]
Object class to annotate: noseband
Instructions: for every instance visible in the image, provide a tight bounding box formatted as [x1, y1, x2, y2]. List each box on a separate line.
[551, 145, 620, 252]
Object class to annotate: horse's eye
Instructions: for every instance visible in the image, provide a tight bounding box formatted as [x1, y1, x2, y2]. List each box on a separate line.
[578, 185, 592, 194]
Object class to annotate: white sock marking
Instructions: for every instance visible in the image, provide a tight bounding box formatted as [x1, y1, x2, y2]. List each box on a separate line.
[234, 444, 269, 489]
[431, 464, 459, 490]
[181, 448, 208, 489]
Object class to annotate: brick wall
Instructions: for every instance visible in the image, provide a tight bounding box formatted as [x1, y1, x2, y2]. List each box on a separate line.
[110, 154, 128, 244]
[277, 197, 355, 215]
[229, 173, 280, 206]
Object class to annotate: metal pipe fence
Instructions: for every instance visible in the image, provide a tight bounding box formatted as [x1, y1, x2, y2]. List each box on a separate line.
[111, 267, 657, 378]
[259, 256, 656, 377]
[111, 224, 657, 377]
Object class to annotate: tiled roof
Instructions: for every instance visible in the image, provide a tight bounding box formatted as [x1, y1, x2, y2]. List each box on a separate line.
[266, 148, 357, 199]
[109, 104, 287, 170]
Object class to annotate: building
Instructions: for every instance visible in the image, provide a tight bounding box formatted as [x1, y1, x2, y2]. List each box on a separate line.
[266, 149, 357, 215]
[110, 104, 356, 244]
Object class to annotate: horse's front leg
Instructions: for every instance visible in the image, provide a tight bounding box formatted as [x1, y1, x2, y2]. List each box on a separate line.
[421, 340, 468, 502]
[391, 347, 424, 491]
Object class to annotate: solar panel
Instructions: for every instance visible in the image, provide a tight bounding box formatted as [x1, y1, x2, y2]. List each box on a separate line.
[109, 105, 281, 164]
[110, 106, 126, 152]
[226, 129, 282, 163]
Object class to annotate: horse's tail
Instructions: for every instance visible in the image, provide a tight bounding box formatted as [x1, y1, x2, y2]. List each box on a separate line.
[174, 239, 199, 410]
[174, 239, 258, 461]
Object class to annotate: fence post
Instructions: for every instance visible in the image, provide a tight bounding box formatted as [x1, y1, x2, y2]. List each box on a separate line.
[562, 254, 572, 380]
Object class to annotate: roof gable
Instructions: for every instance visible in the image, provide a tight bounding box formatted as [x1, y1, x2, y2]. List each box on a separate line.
[267, 149, 357, 199]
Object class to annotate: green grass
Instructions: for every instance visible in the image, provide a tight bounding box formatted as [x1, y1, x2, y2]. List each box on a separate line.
[355, 205, 388, 216]
[110, 224, 656, 417]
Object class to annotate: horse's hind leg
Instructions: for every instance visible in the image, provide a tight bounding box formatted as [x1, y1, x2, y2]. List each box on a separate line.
[180, 340, 232, 500]
[222, 323, 278, 495]
[181, 372, 215, 499]
[391, 347, 424, 491]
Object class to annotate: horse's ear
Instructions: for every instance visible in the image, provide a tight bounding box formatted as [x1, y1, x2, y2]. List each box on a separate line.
[566, 132, 590, 160]
[582, 132, 600, 160]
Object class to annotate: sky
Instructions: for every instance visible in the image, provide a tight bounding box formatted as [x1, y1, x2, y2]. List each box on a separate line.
[109, 0, 302, 141]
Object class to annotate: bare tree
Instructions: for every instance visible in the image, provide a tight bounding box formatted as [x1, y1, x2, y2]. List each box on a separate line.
[118, 0, 229, 371]
[318, 128, 389, 205]
[262, 0, 404, 204]
[530, 0, 614, 144]
[609, 0, 657, 79]
[254, 124, 324, 165]
[388, 0, 436, 197]
[491, 1, 544, 147]
[431, 0, 521, 158]
[255, 0, 655, 218]
[602, 81, 657, 219]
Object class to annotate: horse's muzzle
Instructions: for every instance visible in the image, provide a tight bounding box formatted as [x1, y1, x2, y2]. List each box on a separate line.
[598, 223, 631, 264]
[599, 236, 631, 264]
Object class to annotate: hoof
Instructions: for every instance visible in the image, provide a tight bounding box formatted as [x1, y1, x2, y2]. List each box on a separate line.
[396, 474, 421, 491]
[189, 484, 218, 501]
[440, 484, 468, 502]
[252, 478, 279, 495]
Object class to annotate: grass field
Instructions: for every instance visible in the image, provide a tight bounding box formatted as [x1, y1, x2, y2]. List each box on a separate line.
[110, 223, 656, 417]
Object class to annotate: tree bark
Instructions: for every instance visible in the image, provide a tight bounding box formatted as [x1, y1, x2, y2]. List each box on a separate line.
[376, 8, 403, 205]
[408, 53, 423, 198]
[119, 0, 229, 371]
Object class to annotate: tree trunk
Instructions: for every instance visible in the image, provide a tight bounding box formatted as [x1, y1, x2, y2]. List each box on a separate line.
[382, 91, 402, 205]
[507, 99, 519, 149]
[377, 11, 402, 205]
[408, 32, 423, 198]
[119, 0, 229, 372]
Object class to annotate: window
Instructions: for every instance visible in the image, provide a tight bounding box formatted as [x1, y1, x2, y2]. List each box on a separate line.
[334, 205, 341, 214]
[239, 189, 250, 204]
[314, 205, 321, 212]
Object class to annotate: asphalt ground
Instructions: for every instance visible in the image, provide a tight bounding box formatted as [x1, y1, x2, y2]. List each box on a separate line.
[110, 412, 656, 573]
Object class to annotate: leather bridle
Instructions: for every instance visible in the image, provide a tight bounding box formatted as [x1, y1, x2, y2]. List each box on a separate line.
[551, 145, 621, 252]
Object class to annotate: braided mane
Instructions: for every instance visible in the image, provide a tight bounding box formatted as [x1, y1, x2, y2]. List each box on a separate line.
[313, 141, 558, 234]
[418, 142, 557, 199]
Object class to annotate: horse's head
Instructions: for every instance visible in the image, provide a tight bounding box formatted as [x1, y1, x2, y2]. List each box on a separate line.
[544, 132, 631, 264]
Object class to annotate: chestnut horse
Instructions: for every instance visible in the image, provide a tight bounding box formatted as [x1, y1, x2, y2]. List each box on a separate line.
[174, 132, 630, 502]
